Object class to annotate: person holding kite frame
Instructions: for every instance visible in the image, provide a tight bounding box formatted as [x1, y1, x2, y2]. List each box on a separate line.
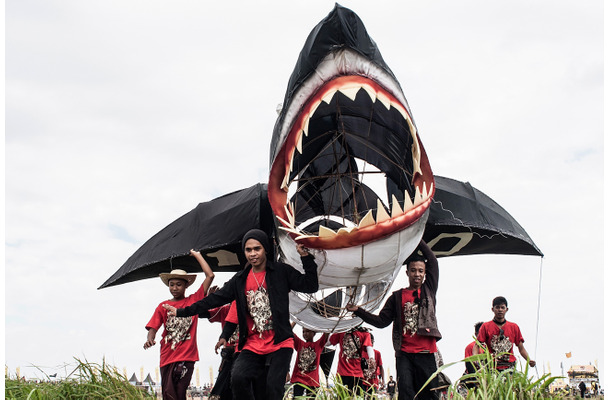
[347, 240, 442, 400]
[164, 229, 318, 400]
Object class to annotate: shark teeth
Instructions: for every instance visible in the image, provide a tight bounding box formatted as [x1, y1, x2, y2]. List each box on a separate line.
[280, 182, 434, 241]
[278, 78, 431, 241]
[282, 80, 422, 196]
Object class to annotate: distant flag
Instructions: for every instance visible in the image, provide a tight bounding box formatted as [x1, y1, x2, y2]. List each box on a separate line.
[123, 367, 127, 378]
[547, 362, 551, 374]
[196, 367, 200, 386]
[155, 367, 159, 384]
[16, 367, 20, 378]
[565, 352, 572, 358]
[140, 366, 144, 383]
[5, 366, 7, 377]
[209, 366, 214, 386]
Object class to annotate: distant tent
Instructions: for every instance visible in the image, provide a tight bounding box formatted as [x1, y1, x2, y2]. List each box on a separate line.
[128, 373, 140, 386]
[143, 373, 155, 386]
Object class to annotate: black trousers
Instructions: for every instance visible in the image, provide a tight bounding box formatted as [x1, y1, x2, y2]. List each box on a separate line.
[319, 348, 335, 381]
[292, 384, 317, 398]
[160, 361, 195, 400]
[210, 347, 236, 400]
[337, 375, 365, 394]
[231, 348, 293, 400]
[396, 352, 439, 400]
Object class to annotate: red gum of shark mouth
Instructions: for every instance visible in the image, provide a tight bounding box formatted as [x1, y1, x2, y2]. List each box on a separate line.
[268, 76, 434, 250]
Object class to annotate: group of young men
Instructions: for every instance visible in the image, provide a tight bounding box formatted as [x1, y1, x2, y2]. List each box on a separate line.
[144, 229, 536, 400]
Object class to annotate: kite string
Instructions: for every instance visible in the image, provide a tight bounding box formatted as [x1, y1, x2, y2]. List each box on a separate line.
[533, 256, 543, 378]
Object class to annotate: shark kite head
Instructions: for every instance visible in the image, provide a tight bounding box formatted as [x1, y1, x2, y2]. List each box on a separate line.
[268, 5, 435, 331]
[269, 4, 434, 250]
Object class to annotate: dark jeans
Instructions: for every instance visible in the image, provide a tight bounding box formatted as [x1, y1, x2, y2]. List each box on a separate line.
[292, 384, 317, 398]
[319, 348, 335, 381]
[160, 361, 195, 400]
[231, 348, 293, 400]
[396, 351, 439, 400]
[210, 346, 236, 400]
[337, 375, 366, 395]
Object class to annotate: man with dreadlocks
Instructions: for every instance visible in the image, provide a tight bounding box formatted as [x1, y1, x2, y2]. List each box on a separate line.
[347, 240, 442, 400]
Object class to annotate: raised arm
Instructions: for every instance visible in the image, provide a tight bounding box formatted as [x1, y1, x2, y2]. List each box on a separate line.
[419, 240, 439, 294]
[288, 244, 319, 293]
[191, 249, 215, 294]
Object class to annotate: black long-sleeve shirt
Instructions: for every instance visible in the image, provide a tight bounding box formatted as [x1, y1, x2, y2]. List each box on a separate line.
[354, 240, 441, 353]
[177, 255, 318, 351]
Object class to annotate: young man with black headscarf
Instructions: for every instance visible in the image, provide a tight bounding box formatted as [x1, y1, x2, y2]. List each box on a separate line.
[347, 240, 441, 400]
[164, 229, 318, 400]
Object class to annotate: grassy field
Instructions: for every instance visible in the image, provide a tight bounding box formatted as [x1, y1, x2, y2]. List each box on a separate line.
[5, 354, 601, 399]
[5, 358, 155, 399]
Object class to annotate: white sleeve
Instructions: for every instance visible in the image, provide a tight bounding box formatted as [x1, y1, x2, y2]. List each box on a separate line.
[366, 346, 375, 359]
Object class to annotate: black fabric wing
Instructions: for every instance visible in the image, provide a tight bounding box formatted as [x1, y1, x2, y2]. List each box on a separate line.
[98, 183, 273, 289]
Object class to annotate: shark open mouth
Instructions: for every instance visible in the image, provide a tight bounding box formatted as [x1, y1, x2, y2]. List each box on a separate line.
[269, 61, 434, 250]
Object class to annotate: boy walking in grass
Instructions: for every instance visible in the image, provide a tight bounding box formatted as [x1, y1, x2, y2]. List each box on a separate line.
[144, 250, 215, 400]
[473, 296, 536, 370]
[328, 327, 375, 394]
[289, 324, 329, 398]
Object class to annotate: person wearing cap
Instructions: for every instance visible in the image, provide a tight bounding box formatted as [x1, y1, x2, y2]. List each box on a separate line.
[144, 249, 215, 400]
[347, 240, 442, 400]
[164, 229, 318, 400]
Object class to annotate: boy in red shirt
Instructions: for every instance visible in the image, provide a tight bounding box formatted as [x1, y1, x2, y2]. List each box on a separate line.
[289, 325, 329, 398]
[473, 296, 536, 370]
[362, 334, 384, 396]
[462, 321, 484, 388]
[208, 301, 239, 400]
[329, 327, 374, 394]
[144, 250, 215, 400]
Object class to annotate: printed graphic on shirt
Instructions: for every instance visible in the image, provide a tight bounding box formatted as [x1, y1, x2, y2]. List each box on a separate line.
[403, 301, 419, 336]
[246, 287, 273, 336]
[491, 331, 512, 362]
[228, 326, 240, 345]
[164, 315, 193, 350]
[341, 334, 361, 360]
[297, 346, 317, 374]
[363, 358, 376, 380]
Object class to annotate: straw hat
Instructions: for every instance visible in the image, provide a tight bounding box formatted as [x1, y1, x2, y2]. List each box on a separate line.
[159, 269, 196, 287]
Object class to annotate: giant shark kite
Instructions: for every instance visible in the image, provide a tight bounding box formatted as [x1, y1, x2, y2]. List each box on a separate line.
[100, 5, 542, 332]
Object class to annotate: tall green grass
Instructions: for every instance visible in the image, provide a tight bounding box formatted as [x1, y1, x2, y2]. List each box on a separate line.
[5, 358, 155, 399]
[424, 350, 566, 400]
[287, 349, 568, 399]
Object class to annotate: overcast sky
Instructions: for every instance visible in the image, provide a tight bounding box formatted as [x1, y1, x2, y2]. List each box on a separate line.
[5, 0, 605, 388]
